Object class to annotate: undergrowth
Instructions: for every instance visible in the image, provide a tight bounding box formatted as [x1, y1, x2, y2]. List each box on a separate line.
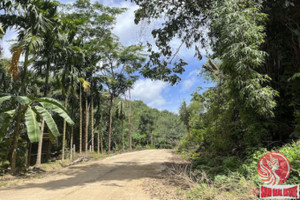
[178, 141, 300, 200]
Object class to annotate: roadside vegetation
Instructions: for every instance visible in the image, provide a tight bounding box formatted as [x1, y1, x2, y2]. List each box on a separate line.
[131, 0, 300, 199]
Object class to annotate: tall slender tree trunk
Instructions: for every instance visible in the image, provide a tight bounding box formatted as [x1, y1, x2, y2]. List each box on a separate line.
[151, 133, 154, 146]
[108, 95, 114, 153]
[91, 97, 94, 152]
[10, 106, 24, 174]
[128, 90, 133, 150]
[36, 119, 45, 166]
[70, 126, 73, 160]
[36, 57, 51, 166]
[100, 132, 104, 154]
[11, 48, 30, 174]
[79, 83, 82, 154]
[85, 96, 89, 152]
[97, 132, 100, 154]
[62, 96, 68, 160]
[122, 120, 124, 151]
[44, 58, 50, 97]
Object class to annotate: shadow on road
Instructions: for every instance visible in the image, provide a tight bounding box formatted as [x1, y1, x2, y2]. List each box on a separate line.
[0, 160, 175, 191]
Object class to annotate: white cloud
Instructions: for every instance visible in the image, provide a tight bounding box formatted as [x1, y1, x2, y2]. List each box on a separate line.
[180, 69, 200, 92]
[113, 4, 140, 44]
[130, 79, 169, 109]
[181, 79, 196, 92]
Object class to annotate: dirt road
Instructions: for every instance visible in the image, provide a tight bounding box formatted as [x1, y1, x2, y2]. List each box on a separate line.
[0, 150, 173, 200]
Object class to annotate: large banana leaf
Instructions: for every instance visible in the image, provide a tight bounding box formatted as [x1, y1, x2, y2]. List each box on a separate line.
[40, 102, 74, 126]
[25, 106, 42, 143]
[0, 96, 11, 106]
[15, 96, 32, 105]
[35, 106, 60, 138]
[38, 97, 66, 112]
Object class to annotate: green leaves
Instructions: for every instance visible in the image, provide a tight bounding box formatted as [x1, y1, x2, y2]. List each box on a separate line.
[15, 96, 32, 105]
[38, 97, 66, 111]
[25, 106, 42, 143]
[0, 95, 74, 143]
[209, 0, 277, 117]
[35, 106, 60, 138]
[25, 97, 74, 143]
[0, 110, 15, 142]
[0, 96, 32, 106]
[0, 96, 11, 106]
[40, 102, 74, 126]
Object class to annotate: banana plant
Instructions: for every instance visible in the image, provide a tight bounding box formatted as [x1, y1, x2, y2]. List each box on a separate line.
[0, 95, 74, 173]
[0, 96, 74, 142]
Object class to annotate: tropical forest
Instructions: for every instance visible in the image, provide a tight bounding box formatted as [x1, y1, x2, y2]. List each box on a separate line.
[0, 0, 299, 199]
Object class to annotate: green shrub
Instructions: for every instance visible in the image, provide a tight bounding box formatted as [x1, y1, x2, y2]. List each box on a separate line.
[135, 144, 142, 150]
[187, 172, 258, 200]
[182, 142, 300, 199]
[237, 143, 300, 184]
[278, 142, 300, 184]
[145, 144, 155, 149]
[238, 148, 268, 179]
[223, 156, 242, 171]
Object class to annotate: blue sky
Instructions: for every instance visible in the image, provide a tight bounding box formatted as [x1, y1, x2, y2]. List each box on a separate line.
[0, 0, 214, 113]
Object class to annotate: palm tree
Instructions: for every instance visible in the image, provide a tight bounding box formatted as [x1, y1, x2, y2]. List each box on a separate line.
[79, 81, 83, 153]
[53, 53, 81, 160]
[3, 0, 54, 172]
[116, 100, 126, 151]
[34, 1, 62, 166]
[91, 95, 94, 152]
[127, 90, 133, 150]
[85, 92, 89, 152]
[79, 78, 91, 152]
[89, 80, 104, 152]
